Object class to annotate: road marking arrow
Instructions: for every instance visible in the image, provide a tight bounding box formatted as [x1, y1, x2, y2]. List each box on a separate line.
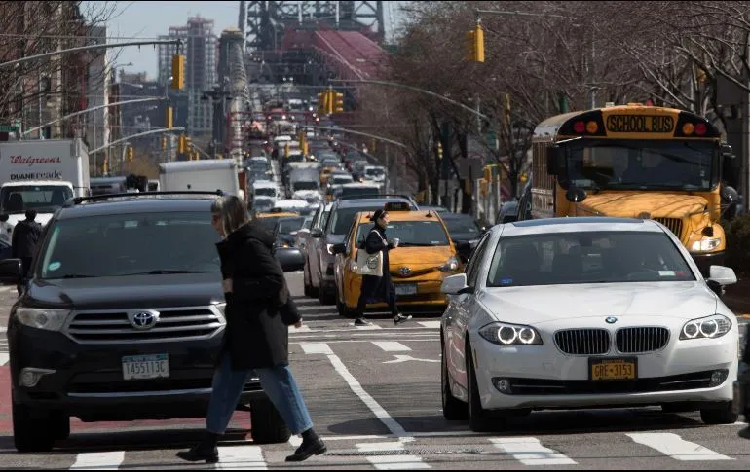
[383, 355, 440, 364]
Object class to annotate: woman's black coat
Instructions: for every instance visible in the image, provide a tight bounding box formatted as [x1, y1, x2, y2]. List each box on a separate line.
[358, 225, 395, 304]
[215, 220, 288, 370]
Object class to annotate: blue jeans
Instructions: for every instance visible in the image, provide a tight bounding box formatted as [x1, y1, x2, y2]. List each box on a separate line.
[206, 353, 314, 436]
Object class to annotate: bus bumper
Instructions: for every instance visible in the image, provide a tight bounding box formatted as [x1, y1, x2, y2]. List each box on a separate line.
[692, 251, 726, 276]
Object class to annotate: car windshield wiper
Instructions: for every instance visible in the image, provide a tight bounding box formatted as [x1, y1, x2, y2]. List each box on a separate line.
[398, 242, 440, 247]
[117, 270, 206, 275]
[60, 274, 97, 278]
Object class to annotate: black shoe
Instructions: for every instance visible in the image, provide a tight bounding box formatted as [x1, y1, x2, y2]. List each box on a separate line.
[285, 438, 327, 462]
[355, 317, 371, 326]
[394, 313, 412, 325]
[176, 432, 219, 463]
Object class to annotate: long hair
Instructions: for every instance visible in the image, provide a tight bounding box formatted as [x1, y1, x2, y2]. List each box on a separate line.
[220, 195, 249, 237]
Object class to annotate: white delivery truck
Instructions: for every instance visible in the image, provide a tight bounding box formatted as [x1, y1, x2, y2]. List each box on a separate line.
[0, 138, 91, 233]
[287, 162, 320, 201]
[159, 160, 242, 199]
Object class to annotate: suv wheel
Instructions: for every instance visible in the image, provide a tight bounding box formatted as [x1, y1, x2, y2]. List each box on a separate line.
[250, 398, 292, 444]
[13, 400, 56, 452]
[51, 411, 70, 440]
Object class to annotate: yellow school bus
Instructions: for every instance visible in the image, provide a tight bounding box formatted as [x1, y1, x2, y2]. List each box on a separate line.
[531, 104, 737, 275]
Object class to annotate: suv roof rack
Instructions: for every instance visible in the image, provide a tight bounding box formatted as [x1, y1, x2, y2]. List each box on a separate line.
[65, 190, 225, 207]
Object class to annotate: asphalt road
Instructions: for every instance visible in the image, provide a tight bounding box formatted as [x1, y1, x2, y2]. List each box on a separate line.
[1, 274, 749, 470]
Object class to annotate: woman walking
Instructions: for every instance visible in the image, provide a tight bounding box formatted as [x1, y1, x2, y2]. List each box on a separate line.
[354, 208, 412, 326]
[177, 196, 326, 464]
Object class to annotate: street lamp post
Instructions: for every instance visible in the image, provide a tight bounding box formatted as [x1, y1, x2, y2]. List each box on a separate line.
[202, 77, 233, 159]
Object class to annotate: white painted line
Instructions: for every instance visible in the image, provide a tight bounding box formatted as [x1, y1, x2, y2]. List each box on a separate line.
[288, 435, 303, 447]
[490, 437, 577, 466]
[356, 442, 430, 469]
[0, 353, 8, 367]
[217, 445, 268, 470]
[321, 434, 390, 441]
[626, 433, 732, 461]
[289, 324, 313, 333]
[326, 352, 412, 442]
[353, 323, 383, 330]
[418, 321, 441, 329]
[300, 343, 334, 355]
[69, 451, 125, 470]
[0, 286, 14, 293]
[372, 341, 411, 352]
[0, 327, 6, 333]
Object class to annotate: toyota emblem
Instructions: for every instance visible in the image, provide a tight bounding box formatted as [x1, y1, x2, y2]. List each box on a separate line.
[129, 310, 160, 330]
[399, 267, 411, 276]
[605, 316, 618, 324]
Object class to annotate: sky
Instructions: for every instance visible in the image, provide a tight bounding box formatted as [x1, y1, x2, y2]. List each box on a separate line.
[85, 1, 410, 81]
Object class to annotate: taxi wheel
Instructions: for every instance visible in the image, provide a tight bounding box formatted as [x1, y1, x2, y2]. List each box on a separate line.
[700, 402, 738, 424]
[466, 345, 492, 432]
[441, 339, 468, 420]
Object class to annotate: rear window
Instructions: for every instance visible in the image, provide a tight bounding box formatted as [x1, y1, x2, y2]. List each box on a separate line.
[39, 211, 220, 278]
[277, 217, 306, 235]
[338, 187, 379, 198]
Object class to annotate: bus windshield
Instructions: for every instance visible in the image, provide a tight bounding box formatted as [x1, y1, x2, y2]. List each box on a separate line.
[565, 139, 719, 192]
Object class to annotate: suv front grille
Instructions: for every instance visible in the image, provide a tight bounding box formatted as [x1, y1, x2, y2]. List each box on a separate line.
[616, 327, 670, 353]
[65, 306, 225, 345]
[654, 218, 683, 238]
[554, 329, 610, 355]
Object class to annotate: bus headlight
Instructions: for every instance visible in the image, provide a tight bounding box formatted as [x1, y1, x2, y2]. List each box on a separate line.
[691, 237, 721, 252]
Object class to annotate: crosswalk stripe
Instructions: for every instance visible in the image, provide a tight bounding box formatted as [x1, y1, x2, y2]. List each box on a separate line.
[489, 437, 577, 466]
[626, 432, 733, 461]
[69, 451, 125, 470]
[217, 445, 268, 470]
[0, 353, 8, 366]
[352, 323, 382, 330]
[356, 442, 430, 469]
[299, 343, 334, 355]
[289, 324, 312, 333]
[371, 341, 411, 352]
[418, 321, 441, 329]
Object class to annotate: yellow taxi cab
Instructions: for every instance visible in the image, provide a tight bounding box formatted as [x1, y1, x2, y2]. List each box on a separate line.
[253, 208, 300, 233]
[331, 202, 462, 317]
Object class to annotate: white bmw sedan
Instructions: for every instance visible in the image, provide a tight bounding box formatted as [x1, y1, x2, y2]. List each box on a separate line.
[440, 217, 740, 432]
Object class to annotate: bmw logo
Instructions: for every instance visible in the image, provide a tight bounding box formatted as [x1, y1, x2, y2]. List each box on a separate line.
[400, 267, 411, 276]
[129, 310, 160, 330]
[605, 316, 618, 324]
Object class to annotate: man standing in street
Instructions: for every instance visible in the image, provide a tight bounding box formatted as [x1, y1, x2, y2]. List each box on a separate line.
[12, 209, 42, 295]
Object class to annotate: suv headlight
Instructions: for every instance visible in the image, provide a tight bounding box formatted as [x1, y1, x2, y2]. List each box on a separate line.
[326, 243, 335, 255]
[478, 322, 543, 346]
[439, 256, 460, 272]
[691, 238, 721, 252]
[680, 314, 732, 340]
[15, 308, 69, 331]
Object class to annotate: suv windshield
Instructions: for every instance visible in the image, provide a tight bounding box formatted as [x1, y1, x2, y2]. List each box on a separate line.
[338, 187, 379, 198]
[486, 231, 695, 287]
[1, 185, 74, 213]
[443, 217, 480, 235]
[39, 211, 220, 278]
[356, 220, 450, 246]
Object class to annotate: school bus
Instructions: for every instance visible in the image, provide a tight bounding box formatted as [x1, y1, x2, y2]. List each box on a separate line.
[531, 104, 738, 275]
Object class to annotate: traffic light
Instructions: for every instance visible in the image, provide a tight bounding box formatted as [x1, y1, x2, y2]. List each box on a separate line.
[126, 145, 133, 162]
[504, 93, 511, 126]
[317, 92, 328, 115]
[299, 132, 309, 156]
[177, 134, 186, 153]
[171, 54, 185, 91]
[166, 106, 173, 128]
[333, 92, 344, 113]
[466, 23, 485, 62]
[102, 157, 108, 176]
[437, 141, 443, 160]
[161, 135, 167, 150]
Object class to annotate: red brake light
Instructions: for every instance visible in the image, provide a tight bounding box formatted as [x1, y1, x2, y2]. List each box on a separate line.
[573, 121, 585, 133]
[695, 123, 707, 136]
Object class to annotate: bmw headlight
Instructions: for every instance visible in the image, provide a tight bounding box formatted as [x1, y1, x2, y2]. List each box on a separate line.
[439, 256, 460, 272]
[478, 322, 543, 346]
[680, 314, 732, 340]
[15, 308, 69, 331]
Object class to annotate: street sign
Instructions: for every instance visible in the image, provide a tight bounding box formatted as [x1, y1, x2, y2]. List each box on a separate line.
[0, 125, 19, 132]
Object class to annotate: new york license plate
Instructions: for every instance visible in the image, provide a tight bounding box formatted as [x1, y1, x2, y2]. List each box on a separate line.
[589, 357, 637, 381]
[122, 354, 170, 381]
[395, 284, 417, 296]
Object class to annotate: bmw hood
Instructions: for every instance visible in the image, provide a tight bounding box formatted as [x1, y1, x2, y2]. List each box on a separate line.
[477, 281, 719, 325]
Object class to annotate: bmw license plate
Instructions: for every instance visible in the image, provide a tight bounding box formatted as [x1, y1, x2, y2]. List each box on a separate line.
[122, 354, 169, 380]
[395, 284, 417, 296]
[589, 357, 637, 381]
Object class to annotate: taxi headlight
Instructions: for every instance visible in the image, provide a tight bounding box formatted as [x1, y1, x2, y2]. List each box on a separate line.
[439, 256, 460, 272]
[680, 314, 732, 340]
[691, 237, 721, 252]
[478, 322, 543, 346]
[15, 308, 69, 331]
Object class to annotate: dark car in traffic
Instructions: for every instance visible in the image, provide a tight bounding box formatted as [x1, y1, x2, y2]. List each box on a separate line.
[440, 212, 484, 262]
[0, 191, 294, 452]
[273, 217, 307, 272]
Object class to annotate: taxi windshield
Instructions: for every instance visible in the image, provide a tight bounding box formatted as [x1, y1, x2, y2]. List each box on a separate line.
[356, 220, 450, 247]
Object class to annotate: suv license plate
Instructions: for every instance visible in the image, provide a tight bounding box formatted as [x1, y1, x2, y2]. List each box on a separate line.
[122, 354, 170, 380]
[395, 284, 417, 296]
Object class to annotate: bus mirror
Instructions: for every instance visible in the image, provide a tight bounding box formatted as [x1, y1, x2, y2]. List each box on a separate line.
[565, 186, 587, 203]
[721, 185, 738, 203]
[546, 147, 566, 176]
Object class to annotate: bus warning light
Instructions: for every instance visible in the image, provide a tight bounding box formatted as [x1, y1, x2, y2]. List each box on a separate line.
[574, 121, 586, 133]
[586, 121, 599, 133]
[695, 123, 707, 136]
[682, 123, 695, 135]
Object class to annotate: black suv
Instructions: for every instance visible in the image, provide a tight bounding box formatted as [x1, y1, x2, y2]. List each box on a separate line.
[1, 192, 289, 452]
